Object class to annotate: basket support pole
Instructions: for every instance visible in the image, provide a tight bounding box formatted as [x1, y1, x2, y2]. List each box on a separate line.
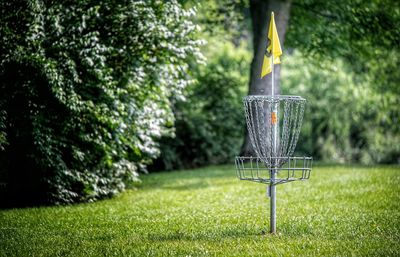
[269, 171, 276, 233]
[270, 22, 277, 234]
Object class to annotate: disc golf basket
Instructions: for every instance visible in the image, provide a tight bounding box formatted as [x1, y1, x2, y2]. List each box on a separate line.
[235, 95, 313, 233]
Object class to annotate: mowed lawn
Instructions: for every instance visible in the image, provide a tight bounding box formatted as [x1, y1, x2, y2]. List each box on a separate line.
[1, 164, 399, 256]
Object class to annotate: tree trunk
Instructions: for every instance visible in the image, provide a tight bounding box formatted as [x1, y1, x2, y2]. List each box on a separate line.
[240, 0, 292, 156]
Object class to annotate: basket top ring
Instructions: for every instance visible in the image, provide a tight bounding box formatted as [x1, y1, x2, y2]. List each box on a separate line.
[243, 95, 306, 102]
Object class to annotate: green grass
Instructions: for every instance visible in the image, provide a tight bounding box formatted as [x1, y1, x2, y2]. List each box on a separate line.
[1, 164, 400, 256]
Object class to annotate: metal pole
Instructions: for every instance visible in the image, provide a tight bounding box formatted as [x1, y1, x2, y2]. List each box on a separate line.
[269, 11, 277, 234]
[269, 78, 277, 233]
[270, 171, 276, 233]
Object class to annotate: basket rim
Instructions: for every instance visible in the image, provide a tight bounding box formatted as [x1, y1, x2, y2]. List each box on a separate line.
[235, 156, 313, 160]
[243, 95, 306, 101]
[235, 156, 313, 185]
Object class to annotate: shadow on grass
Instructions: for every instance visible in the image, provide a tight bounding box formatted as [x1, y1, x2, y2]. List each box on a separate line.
[146, 223, 315, 242]
[158, 181, 213, 191]
[139, 165, 237, 191]
[139, 162, 383, 192]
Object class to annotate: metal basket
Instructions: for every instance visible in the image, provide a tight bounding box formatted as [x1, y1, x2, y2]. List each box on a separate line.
[243, 95, 307, 168]
[236, 95, 312, 183]
[235, 156, 312, 185]
[235, 95, 313, 234]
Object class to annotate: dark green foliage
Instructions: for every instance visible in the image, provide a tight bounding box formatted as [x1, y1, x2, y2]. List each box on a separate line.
[152, 42, 250, 170]
[288, 0, 400, 95]
[152, 0, 400, 170]
[0, 0, 201, 205]
[282, 51, 400, 164]
[285, 0, 400, 163]
[185, 0, 249, 37]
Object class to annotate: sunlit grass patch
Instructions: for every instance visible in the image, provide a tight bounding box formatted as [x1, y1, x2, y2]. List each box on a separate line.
[1, 164, 399, 256]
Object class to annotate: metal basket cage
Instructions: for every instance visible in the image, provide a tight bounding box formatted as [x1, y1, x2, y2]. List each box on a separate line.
[235, 156, 312, 185]
[243, 95, 306, 168]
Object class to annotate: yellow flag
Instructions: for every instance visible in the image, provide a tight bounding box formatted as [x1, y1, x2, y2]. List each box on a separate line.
[261, 12, 282, 78]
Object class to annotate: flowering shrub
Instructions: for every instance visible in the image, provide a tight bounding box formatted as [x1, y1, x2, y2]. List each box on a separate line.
[0, 0, 202, 204]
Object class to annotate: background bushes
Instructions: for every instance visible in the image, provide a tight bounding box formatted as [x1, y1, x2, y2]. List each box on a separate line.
[151, 41, 250, 170]
[0, 0, 398, 206]
[0, 0, 202, 205]
[152, 48, 399, 170]
[282, 51, 400, 164]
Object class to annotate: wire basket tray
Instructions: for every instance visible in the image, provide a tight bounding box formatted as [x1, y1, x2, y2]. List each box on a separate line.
[235, 156, 312, 185]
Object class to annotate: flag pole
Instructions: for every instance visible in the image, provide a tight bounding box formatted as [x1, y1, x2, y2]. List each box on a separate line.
[270, 11, 277, 234]
[271, 11, 275, 97]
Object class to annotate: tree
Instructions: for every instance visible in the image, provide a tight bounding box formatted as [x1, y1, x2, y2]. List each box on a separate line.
[286, 0, 400, 163]
[150, 0, 251, 171]
[287, 0, 400, 95]
[241, 0, 399, 157]
[0, 0, 202, 205]
[151, 40, 250, 170]
[241, 0, 292, 156]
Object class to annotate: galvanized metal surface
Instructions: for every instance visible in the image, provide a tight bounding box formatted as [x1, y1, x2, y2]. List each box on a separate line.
[235, 95, 312, 234]
[243, 95, 306, 168]
[235, 156, 313, 185]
